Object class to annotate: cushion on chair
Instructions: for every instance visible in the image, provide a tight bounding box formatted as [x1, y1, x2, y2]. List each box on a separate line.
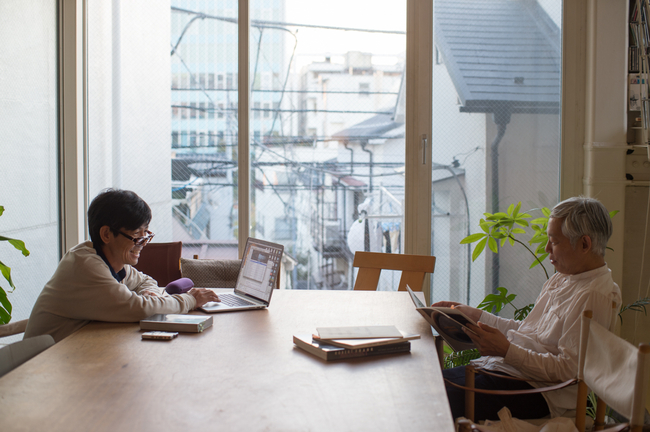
[180, 258, 241, 288]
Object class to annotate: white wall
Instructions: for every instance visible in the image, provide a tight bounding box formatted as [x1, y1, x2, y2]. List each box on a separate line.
[0, 0, 59, 334]
[88, 0, 173, 240]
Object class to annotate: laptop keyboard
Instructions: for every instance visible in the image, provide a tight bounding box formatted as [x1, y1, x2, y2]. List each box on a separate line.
[219, 293, 255, 307]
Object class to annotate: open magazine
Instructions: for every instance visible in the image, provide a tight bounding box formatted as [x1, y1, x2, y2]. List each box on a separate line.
[406, 286, 477, 352]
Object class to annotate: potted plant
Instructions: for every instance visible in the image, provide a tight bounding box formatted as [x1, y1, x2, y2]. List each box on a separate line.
[0, 206, 30, 325]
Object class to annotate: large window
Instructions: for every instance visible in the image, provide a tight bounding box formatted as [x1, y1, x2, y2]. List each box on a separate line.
[430, 1, 562, 310]
[84, 0, 562, 304]
[0, 0, 59, 340]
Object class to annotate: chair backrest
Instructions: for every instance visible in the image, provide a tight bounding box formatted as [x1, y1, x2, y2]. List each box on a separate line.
[133, 241, 182, 287]
[577, 311, 650, 432]
[352, 251, 436, 292]
[0, 334, 54, 378]
[181, 257, 281, 289]
[0, 319, 28, 339]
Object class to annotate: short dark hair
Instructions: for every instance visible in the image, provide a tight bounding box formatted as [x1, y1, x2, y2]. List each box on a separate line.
[88, 189, 152, 245]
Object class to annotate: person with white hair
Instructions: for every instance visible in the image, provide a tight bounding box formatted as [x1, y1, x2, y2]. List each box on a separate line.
[436, 196, 622, 421]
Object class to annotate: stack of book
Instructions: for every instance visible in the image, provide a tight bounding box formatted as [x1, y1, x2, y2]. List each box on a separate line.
[293, 325, 419, 361]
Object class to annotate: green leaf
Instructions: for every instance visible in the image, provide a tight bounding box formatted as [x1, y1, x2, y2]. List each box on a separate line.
[444, 348, 481, 369]
[508, 236, 515, 246]
[487, 212, 508, 220]
[507, 203, 515, 216]
[0, 287, 11, 315]
[529, 253, 548, 268]
[0, 287, 10, 325]
[514, 304, 534, 320]
[460, 233, 486, 244]
[541, 207, 551, 217]
[472, 238, 487, 261]
[609, 210, 619, 218]
[531, 217, 548, 225]
[0, 206, 4, 216]
[513, 202, 522, 217]
[488, 236, 498, 253]
[0, 236, 30, 257]
[514, 219, 529, 228]
[0, 260, 15, 290]
[477, 287, 516, 313]
[511, 228, 526, 234]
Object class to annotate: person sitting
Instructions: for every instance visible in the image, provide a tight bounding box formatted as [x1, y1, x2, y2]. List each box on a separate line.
[436, 196, 622, 421]
[24, 189, 220, 342]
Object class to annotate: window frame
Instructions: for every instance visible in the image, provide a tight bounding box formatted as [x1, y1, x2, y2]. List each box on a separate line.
[57, 0, 578, 303]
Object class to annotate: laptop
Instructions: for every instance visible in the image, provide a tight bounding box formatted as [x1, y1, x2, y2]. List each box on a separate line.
[200, 237, 284, 313]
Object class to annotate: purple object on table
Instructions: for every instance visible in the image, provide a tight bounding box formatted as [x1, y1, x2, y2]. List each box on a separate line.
[165, 277, 194, 294]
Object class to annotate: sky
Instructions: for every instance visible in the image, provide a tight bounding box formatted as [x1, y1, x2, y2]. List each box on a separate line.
[283, 0, 407, 71]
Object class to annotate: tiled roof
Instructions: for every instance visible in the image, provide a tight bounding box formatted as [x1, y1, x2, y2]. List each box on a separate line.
[435, 0, 561, 114]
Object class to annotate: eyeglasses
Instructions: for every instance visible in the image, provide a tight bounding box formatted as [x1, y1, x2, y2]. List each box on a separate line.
[118, 230, 155, 246]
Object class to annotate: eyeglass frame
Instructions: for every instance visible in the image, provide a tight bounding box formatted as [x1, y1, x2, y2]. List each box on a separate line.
[117, 230, 155, 246]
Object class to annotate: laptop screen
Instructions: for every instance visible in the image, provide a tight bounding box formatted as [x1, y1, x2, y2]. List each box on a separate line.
[234, 237, 284, 302]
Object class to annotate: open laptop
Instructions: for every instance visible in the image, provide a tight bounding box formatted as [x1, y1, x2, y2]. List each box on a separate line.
[200, 237, 284, 313]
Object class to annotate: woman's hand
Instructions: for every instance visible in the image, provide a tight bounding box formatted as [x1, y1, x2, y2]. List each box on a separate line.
[189, 288, 220, 308]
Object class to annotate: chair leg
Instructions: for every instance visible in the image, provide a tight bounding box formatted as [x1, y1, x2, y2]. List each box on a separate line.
[465, 364, 476, 422]
[594, 396, 607, 430]
[575, 381, 589, 432]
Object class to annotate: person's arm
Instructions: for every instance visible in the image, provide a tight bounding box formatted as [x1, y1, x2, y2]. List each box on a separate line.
[499, 290, 616, 383]
[126, 267, 164, 296]
[52, 253, 206, 322]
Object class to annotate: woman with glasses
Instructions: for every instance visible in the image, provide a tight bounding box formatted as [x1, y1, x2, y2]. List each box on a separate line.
[25, 189, 220, 343]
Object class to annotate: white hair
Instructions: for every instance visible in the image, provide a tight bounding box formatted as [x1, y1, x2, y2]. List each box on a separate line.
[550, 196, 612, 257]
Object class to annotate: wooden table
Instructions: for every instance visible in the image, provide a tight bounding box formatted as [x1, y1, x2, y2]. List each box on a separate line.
[0, 290, 454, 432]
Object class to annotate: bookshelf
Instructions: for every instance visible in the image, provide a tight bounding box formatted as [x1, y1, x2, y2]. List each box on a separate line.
[630, 0, 650, 159]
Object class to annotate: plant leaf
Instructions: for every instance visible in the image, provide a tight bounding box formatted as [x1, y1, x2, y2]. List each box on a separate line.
[609, 210, 619, 218]
[472, 238, 487, 261]
[0, 287, 10, 325]
[511, 228, 526, 234]
[541, 207, 551, 217]
[460, 233, 486, 244]
[530, 253, 548, 268]
[514, 303, 534, 320]
[0, 236, 30, 257]
[0, 260, 15, 290]
[477, 287, 516, 313]
[0, 206, 4, 216]
[488, 236, 498, 253]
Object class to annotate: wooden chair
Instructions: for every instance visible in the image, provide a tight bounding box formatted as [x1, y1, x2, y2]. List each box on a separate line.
[133, 241, 182, 286]
[451, 310, 650, 432]
[352, 251, 436, 292]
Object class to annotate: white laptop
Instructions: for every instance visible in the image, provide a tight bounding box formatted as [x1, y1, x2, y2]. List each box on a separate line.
[199, 237, 284, 313]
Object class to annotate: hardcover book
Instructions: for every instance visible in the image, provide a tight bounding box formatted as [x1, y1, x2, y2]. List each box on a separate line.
[406, 286, 477, 352]
[293, 334, 410, 361]
[140, 314, 213, 333]
[313, 331, 420, 349]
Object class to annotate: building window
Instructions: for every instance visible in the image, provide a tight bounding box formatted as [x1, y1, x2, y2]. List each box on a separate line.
[275, 218, 296, 240]
[359, 82, 370, 97]
[263, 103, 270, 118]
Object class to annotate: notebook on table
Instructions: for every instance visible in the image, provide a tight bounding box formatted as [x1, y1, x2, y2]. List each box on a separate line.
[199, 237, 284, 313]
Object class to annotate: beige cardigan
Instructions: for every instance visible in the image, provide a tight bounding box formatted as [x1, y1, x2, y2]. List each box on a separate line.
[24, 241, 196, 342]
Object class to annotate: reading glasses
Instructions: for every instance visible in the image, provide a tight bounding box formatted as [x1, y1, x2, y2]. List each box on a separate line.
[118, 230, 155, 246]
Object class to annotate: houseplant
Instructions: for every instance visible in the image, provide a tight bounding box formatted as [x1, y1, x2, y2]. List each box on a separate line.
[0, 206, 30, 324]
